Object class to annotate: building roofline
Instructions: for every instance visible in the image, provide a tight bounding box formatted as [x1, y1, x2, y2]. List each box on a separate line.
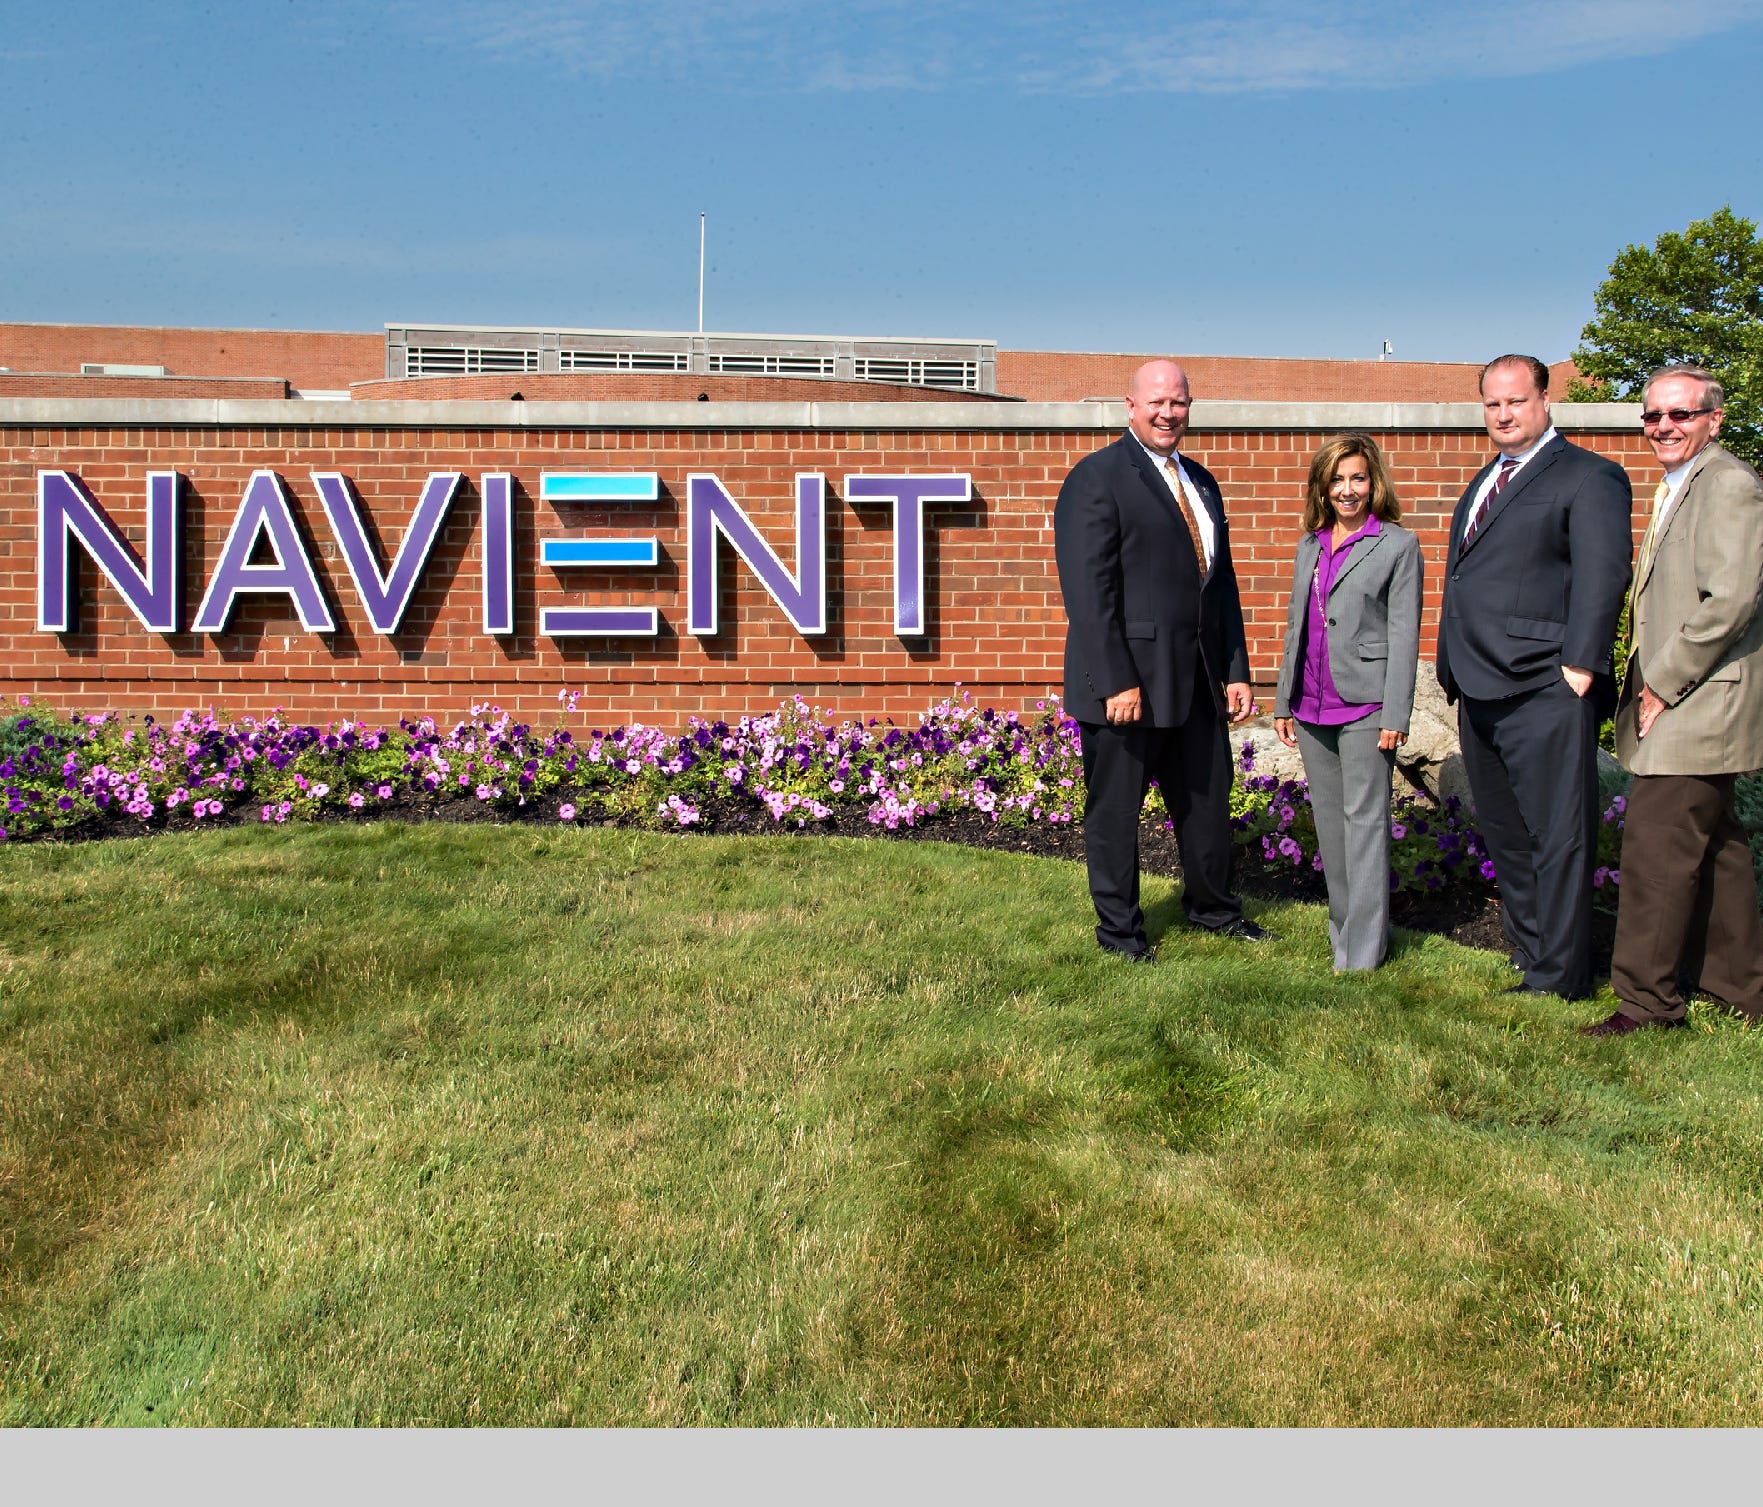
[0, 397, 1642, 432]
[0, 319, 380, 337]
[1000, 347, 1502, 366]
[385, 322, 996, 347]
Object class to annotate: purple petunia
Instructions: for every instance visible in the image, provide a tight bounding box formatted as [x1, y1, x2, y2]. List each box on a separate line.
[0, 692, 1569, 916]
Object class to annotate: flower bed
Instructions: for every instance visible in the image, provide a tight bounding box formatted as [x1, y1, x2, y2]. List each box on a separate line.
[0, 691, 1627, 904]
[0, 689, 1082, 838]
[1228, 740, 1627, 899]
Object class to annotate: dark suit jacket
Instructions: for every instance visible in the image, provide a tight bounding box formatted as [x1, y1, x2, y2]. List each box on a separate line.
[1054, 434, 1249, 726]
[1435, 431, 1632, 718]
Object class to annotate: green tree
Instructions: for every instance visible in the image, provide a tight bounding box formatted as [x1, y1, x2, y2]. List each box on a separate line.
[1570, 205, 1763, 465]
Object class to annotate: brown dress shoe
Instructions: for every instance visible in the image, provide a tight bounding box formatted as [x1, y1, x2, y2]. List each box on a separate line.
[1580, 1010, 1684, 1037]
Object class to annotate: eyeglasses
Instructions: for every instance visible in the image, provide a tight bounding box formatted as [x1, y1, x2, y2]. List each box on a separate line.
[1640, 407, 1713, 428]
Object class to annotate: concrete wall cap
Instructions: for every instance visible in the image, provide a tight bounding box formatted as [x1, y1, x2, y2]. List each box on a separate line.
[0, 396, 1644, 433]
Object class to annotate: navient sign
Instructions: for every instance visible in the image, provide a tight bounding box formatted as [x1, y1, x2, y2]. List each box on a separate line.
[36, 469, 974, 641]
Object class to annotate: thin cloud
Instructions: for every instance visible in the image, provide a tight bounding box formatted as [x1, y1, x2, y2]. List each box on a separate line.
[0, 183, 603, 282]
[407, 0, 812, 80]
[1070, 1, 1763, 93]
[406, 0, 1763, 93]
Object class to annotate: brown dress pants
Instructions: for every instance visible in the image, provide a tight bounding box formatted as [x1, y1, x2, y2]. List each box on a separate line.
[1611, 773, 1763, 1023]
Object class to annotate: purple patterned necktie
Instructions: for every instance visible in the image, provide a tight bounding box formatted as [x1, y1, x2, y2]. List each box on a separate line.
[1461, 457, 1518, 549]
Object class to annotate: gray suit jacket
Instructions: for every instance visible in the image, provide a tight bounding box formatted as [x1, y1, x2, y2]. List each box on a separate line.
[1273, 523, 1424, 734]
[1614, 442, 1763, 776]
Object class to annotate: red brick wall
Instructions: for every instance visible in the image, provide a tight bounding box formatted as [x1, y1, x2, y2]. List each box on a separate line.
[351, 373, 1014, 403]
[0, 418, 1654, 730]
[0, 374, 289, 400]
[0, 324, 381, 392]
[999, 351, 1583, 403]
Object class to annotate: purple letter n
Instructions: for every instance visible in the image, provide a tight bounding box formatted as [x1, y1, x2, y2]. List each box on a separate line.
[687, 473, 827, 636]
[38, 470, 182, 633]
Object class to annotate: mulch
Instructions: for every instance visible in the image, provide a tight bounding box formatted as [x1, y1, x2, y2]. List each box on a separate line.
[26, 788, 1619, 973]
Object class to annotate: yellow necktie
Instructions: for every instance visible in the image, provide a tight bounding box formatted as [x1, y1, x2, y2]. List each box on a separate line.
[1635, 478, 1670, 585]
[1627, 479, 1670, 639]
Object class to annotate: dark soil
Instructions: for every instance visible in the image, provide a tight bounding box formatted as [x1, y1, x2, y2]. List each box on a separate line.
[34, 787, 1618, 973]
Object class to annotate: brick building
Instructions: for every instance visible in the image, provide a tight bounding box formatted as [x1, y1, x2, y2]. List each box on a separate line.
[0, 320, 1584, 405]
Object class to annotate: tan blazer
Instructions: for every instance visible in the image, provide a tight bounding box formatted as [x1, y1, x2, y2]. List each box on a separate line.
[1614, 442, 1763, 776]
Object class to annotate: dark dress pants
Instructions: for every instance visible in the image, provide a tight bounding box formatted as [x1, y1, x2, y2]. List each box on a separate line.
[1079, 679, 1242, 954]
[1458, 677, 1600, 998]
[1611, 773, 1763, 1023]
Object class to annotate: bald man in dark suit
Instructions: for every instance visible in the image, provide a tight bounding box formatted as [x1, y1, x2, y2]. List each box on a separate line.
[1054, 358, 1269, 960]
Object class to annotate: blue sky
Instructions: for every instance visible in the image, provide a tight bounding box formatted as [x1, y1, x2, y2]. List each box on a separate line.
[4, 1, 1761, 361]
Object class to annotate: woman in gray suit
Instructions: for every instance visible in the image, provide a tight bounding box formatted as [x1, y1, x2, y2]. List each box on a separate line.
[1273, 434, 1423, 971]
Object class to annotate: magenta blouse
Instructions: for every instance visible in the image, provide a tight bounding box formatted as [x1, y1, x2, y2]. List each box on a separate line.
[1291, 515, 1383, 726]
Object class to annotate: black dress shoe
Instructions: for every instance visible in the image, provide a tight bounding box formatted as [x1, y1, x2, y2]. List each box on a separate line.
[1504, 981, 1591, 1000]
[1101, 945, 1153, 964]
[1580, 1010, 1684, 1037]
[1210, 917, 1276, 942]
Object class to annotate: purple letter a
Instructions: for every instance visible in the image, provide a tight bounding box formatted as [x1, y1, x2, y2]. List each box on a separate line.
[193, 471, 335, 633]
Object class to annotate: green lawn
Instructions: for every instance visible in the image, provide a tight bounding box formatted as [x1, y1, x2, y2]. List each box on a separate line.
[1, 824, 1758, 1425]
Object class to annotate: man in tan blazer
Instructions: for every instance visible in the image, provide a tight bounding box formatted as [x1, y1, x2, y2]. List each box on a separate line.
[1591, 365, 1763, 1034]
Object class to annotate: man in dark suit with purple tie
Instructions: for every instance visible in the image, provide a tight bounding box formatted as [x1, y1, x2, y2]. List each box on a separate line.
[1053, 359, 1268, 961]
[1435, 354, 1632, 999]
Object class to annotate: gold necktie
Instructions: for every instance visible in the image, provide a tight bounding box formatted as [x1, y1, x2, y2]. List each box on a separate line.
[1627, 479, 1670, 635]
[1163, 459, 1209, 574]
[1635, 478, 1670, 585]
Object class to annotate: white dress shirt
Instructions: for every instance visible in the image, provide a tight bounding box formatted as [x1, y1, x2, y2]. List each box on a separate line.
[1130, 434, 1216, 567]
[1656, 452, 1701, 534]
[1464, 425, 1559, 538]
